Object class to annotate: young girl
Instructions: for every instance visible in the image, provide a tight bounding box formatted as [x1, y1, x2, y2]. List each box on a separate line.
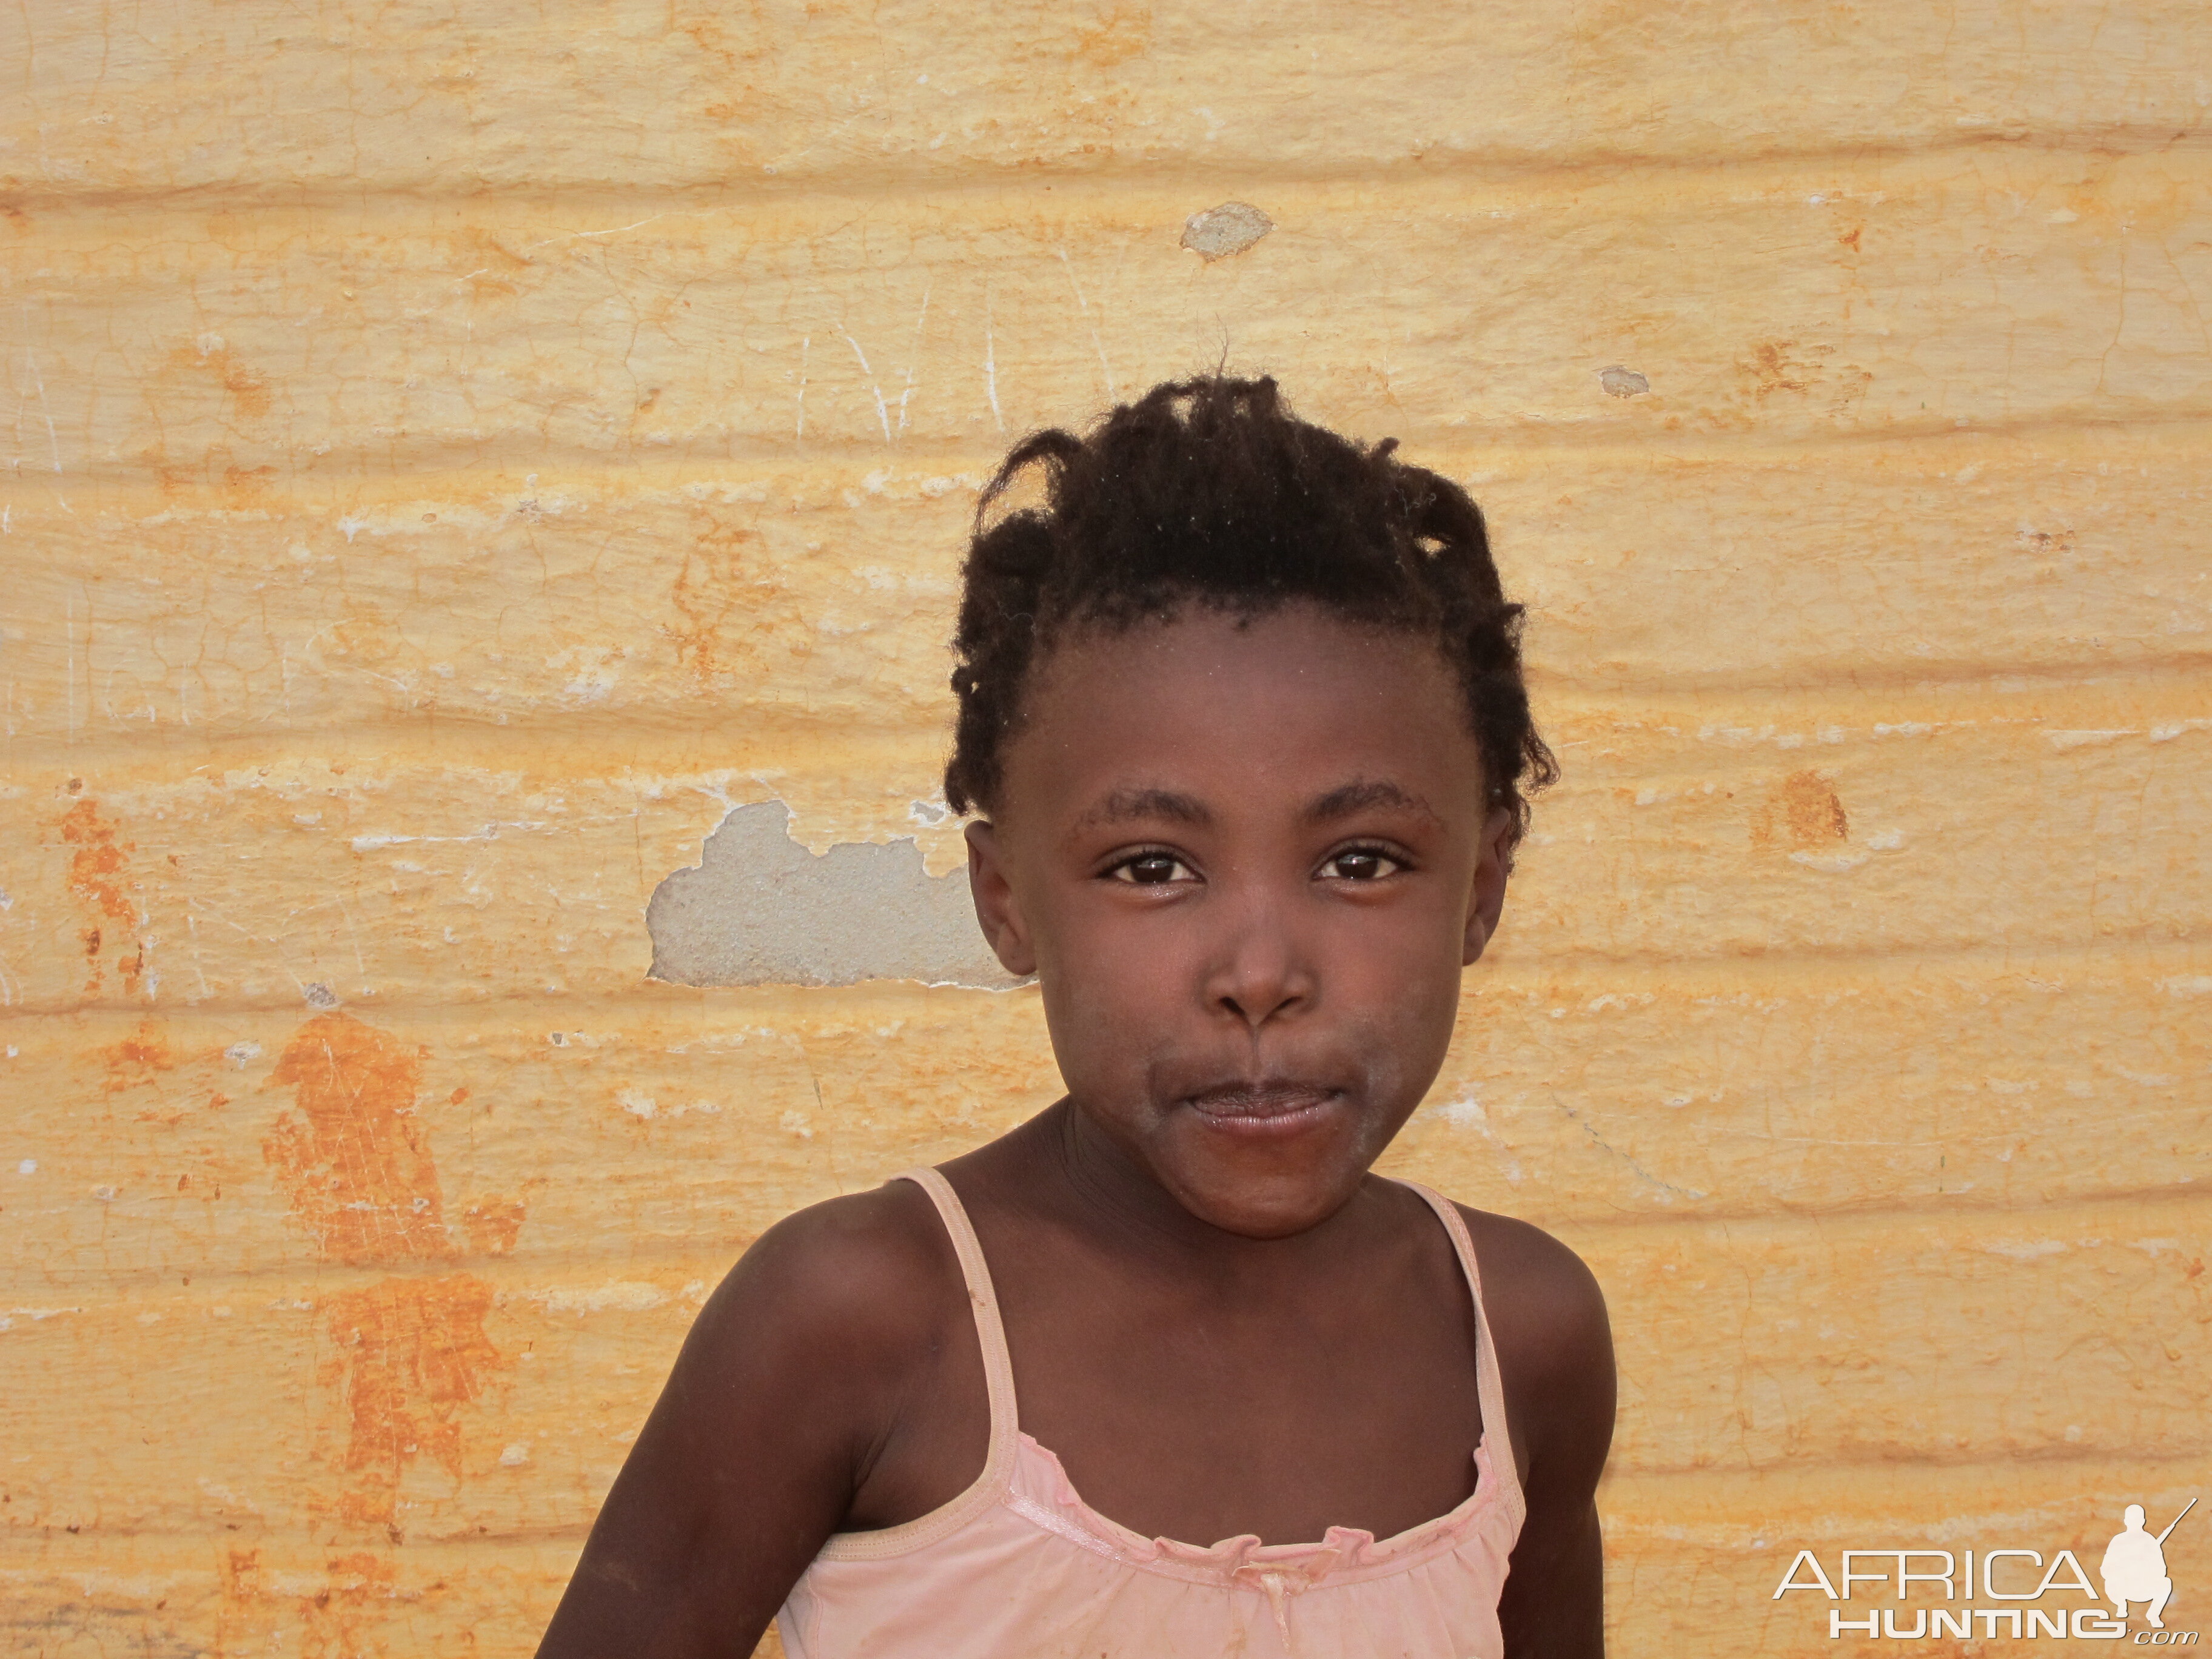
[538, 378, 1617, 1658]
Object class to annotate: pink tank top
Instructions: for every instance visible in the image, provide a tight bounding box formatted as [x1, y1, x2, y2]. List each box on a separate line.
[777, 1168, 1527, 1659]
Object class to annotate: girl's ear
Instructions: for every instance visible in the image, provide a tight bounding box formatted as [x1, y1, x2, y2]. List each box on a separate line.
[965, 819, 1039, 977]
[1462, 806, 1517, 967]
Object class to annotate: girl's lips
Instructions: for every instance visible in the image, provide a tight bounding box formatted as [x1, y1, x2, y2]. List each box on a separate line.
[1184, 1085, 1341, 1136]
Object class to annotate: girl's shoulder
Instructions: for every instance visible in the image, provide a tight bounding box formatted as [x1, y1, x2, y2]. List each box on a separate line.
[1451, 1202, 1611, 1351]
[688, 1178, 964, 1373]
[637, 1180, 976, 1487]
[1447, 1201, 1617, 1477]
[532, 1179, 982, 1651]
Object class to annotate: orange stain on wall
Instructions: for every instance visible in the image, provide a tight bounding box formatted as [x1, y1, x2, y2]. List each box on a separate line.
[666, 520, 767, 683]
[266, 1013, 449, 1265]
[264, 1011, 515, 1532]
[167, 341, 272, 420]
[320, 1276, 503, 1529]
[461, 1196, 529, 1256]
[218, 1545, 425, 1657]
[99, 1019, 178, 1093]
[58, 794, 143, 994]
[1753, 769, 1851, 851]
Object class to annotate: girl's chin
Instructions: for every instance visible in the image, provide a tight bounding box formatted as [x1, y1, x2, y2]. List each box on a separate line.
[1150, 1120, 1378, 1238]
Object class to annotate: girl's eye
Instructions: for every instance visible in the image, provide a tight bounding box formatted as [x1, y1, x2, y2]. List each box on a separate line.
[1321, 848, 1404, 882]
[1108, 852, 1197, 886]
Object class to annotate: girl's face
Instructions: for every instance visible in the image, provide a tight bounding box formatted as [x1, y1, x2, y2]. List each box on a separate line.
[967, 603, 1515, 1239]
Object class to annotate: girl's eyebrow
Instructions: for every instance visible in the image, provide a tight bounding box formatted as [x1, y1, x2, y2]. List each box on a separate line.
[1302, 779, 1439, 826]
[1073, 787, 1212, 832]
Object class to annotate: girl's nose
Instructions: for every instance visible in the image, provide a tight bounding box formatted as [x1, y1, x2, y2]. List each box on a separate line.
[1202, 893, 1317, 1030]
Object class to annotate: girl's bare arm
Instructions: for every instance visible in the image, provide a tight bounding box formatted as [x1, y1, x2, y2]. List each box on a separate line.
[535, 1186, 965, 1659]
[1467, 1208, 1619, 1659]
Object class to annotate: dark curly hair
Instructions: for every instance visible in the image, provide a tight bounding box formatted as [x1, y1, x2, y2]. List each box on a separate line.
[942, 376, 1557, 840]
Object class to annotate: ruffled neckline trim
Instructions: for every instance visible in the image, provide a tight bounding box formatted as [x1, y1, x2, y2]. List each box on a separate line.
[1002, 1429, 1520, 1590]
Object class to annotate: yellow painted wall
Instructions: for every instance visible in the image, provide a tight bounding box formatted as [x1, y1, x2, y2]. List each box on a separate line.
[3, 2, 2208, 1652]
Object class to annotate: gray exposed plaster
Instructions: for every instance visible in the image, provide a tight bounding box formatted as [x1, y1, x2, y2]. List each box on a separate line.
[1181, 201, 1273, 261]
[646, 802, 1019, 990]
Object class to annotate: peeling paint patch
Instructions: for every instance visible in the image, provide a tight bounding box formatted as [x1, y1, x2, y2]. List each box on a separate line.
[1789, 849, 1870, 873]
[2044, 728, 2137, 749]
[531, 1281, 667, 1315]
[646, 802, 1017, 989]
[1181, 201, 1273, 261]
[0, 1305, 82, 1331]
[1599, 364, 1650, 397]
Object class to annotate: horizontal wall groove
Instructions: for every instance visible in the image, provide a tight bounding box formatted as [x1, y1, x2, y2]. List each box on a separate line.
[2, 936, 2204, 1027]
[5, 124, 2210, 219]
[12, 407, 2212, 504]
[9, 1186, 2210, 1301]
[5, 421, 2207, 522]
[4, 660, 2204, 775]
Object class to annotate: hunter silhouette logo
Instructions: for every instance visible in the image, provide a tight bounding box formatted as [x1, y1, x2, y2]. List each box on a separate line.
[2105, 1501, 2194, 1631]
[1774, 1497, 2198, 1642]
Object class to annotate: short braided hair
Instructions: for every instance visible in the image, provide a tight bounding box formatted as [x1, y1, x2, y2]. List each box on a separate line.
[943, 376, 1557, 839]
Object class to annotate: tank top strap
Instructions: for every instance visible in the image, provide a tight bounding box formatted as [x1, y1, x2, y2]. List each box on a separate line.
[894, 1168, 1022, 1478]
[1399, 1181, 1521, 1498]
